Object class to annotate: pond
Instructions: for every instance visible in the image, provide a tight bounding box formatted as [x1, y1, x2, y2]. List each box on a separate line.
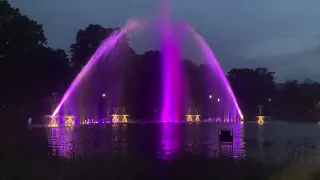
[35, 121, 320, 160]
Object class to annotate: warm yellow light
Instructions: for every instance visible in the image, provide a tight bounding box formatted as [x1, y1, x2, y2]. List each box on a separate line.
[186, 114, 193, 122]
[209, 95, 212, 99]
[102, 93, 106, 97]
[65, 116, 75, 127]
[257, 116, 264, 125]
[111, 114, 120, 123]
[49, 118, 58, 127]
[122, 115, 128, 123]
[217, 98, 220, 102]
[195, 115, 200, 121]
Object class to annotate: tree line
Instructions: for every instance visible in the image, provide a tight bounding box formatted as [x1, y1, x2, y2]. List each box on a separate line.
[1, 0, 320, 122]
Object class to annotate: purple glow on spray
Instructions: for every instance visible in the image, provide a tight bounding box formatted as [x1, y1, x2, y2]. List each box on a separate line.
[187, 26, 243, 120]
[160, 0, 183, 122]
[51, 20, 140, 118]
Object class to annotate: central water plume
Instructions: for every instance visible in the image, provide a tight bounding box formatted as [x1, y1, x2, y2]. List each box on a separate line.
[50, 6, 243, 123]
[51, 19, 140, 118]
[160, 0, 184, 122]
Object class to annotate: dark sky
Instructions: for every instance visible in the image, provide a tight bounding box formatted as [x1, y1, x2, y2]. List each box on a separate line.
[9, 0, 320, 82]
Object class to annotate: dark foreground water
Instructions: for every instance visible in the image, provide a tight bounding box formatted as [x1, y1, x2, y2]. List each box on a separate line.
[34, 121, 320, 160]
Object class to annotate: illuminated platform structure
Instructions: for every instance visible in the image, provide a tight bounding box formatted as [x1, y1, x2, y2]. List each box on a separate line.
[257, 116, 264, 125]
[257, 105, 264, 125]
[64, 115, 75, 127]
[120, 106, 129, 123]
[48, 115, 76, 127]
[194, 110, 200, 121]
[186, 109, 194, 122]
[185, 109, 242, 123]
[47, 106, 131, 127]
[185, 109, 201, 122]
[111, 107, 121, 123]
[48, 117, 58, 127]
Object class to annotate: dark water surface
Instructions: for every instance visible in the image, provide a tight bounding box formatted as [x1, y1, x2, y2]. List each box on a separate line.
[35, 121, 320, 159]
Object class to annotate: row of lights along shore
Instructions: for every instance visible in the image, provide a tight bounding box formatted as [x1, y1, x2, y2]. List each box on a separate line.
[48, 94, 244, 127]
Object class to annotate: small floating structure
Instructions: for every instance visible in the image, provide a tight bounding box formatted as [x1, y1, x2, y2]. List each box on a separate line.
[48, 117, 58, 127]
[218, 128, 234, 155]
[64, 115, 75, 127]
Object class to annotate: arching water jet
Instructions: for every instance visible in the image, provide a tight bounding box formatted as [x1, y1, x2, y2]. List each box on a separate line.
[51, 19, 140, 118]
[186, 25, 243, 120]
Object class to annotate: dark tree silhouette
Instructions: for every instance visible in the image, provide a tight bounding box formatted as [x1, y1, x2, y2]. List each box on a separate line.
[0, 0, 71, 117]
[69, 24, 135, 72]
[227, 68, 275, 117]
[273, 78, 320, 120]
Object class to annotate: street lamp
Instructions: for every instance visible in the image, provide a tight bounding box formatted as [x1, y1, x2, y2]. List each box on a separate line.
[267, 98, 271, 116]
[102, 93, 106, 97]
[217, 98, 220, 102]
[209, 95, 212, 99]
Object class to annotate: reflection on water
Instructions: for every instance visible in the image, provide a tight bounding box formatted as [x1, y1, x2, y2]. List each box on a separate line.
[160, 123, 181, 158]
[48, 127, 75, 157]
[46, 122, 245, 159]
[44, 121, 320, 160]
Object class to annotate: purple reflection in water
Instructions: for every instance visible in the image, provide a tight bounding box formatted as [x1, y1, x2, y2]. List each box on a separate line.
[45, 123, 244, 159]
[160, 123, 181, 159]
[48, 127, 75, 158]
[159, 122, 245, 159]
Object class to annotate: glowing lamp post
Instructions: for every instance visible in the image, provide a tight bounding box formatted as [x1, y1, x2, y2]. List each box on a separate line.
[102, 93, 106, 97]
[208, 95, 213, 119]
[267, 98, 271, 115]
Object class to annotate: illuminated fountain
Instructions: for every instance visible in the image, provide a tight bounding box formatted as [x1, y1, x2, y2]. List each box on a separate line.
[50, 0, 243, 123]
[64, 116, 75, 127]
[51, 19, 140, 119]
[111, 107, 121, 123]
[257, 105, 264, 125]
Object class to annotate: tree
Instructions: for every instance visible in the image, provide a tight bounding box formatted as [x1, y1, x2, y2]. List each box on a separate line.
[69, 24, 135, 72]
[122, 50, 162, 119]
[227, 68, 275, 116]
[0, 1, 71, 118]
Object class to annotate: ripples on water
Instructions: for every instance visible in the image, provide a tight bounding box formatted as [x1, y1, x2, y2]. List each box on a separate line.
[45, 122, 320, 160]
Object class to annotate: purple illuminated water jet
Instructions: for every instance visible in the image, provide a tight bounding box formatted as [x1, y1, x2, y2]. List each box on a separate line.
[51, 4, 242, 123]
[51, 19, 140, 118]
[160, 0, 184, 122]
[186, 25, 243, 120]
